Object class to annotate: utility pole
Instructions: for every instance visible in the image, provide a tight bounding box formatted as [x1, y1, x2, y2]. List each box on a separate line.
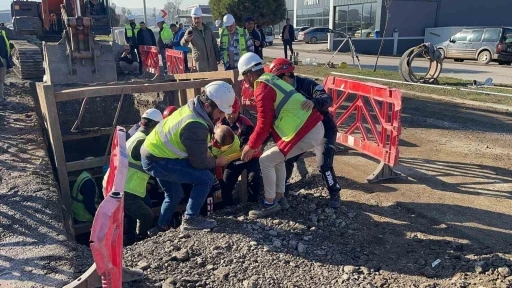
[143, 0, 147, 24]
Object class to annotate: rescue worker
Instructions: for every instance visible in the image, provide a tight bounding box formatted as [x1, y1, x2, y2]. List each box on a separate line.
[124, 15, 140, 65]
[122, 109, 162, 244]
[162, 106, 178, 119]
[268, 58, 342, 208]
[156, 17, 174, 74]
[142, 81, 235, 233]
[239, 52, 325, 218]
[181, 7, 220, 72]
[217, 97, 261, 206]
[219, 14, 254, 71]
[0, 25, 11, 103]
[72, 158, 102, 223]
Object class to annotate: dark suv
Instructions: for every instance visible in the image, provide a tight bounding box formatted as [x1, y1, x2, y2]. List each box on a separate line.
[438, 27, 512, 65]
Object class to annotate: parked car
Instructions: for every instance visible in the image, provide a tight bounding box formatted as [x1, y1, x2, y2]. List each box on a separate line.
[262, 26, 274, 46]
[298, 27, 346, 44]
[294, 26, 310, 39]
[437, 27, 512, 65]
[355, 26, 375, 38]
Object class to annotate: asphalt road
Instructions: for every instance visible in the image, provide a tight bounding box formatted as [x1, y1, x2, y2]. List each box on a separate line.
[264, 41, 512, 85]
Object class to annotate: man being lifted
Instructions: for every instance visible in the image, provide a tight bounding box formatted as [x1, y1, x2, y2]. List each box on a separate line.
[268, 58, 342, 208]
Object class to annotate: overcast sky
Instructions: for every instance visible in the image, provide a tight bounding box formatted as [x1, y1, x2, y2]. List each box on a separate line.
[0, 0, 209, 11]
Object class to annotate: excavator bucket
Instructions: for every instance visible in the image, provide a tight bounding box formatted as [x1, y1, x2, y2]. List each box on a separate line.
[43, 37, 117, 85]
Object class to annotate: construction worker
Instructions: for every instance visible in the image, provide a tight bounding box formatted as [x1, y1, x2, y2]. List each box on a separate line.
[219, 14, 254, 71]
[216, 97, 261, 206]
[142, 81, 235, 233]
[162, 106, 178, 119]
[71, 159, 102, 223]
[181, 7, 220, 72]
[239, 52, 325, 219]
[124, 15, 140, 65]
[0, 25, 11, 103]
[268, 58, 342, 208]
[122, 109, 162, 244]
[156, 17, 173, 74]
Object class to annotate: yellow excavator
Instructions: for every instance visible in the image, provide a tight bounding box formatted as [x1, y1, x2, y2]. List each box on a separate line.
[10, 0, 117, 85]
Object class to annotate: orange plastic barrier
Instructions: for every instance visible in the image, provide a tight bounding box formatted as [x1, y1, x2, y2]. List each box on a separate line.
[165, 49, 185, 75]
[323, 76, 403, 182]
[139, 45, 160, 75]
[90, 127, 128, 287]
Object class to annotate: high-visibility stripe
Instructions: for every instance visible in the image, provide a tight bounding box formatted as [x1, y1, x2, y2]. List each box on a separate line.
[260, 77, 296, 121]
[157, 113, 201, 157]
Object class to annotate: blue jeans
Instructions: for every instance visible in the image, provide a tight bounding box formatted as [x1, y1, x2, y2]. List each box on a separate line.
[141, 156, 215, 228]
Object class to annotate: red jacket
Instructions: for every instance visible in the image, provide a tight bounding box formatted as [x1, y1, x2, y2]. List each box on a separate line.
[247, 82, 323, 156]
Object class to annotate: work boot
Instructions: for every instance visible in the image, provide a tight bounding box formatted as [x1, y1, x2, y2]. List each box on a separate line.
[248, 201, 281, 219]
[180, 215, 217, 231]
[277, 197, 290, 210]
[147, 225, 167, 238]
[328, 190, 341, 209]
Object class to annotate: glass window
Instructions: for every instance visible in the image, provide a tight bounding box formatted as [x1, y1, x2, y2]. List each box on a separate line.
[504, 28, 512, 44]
[467, 29, 484, 43]
[316, 8, 323, 18]
[297, 9, 303, 16]
[482, 28, 502, 42]
[335, 6, 348, 33]
[453, 30, 469, 42]
[347, 4, 362, 37]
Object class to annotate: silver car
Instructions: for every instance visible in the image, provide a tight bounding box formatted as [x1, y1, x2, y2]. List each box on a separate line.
[298, 27, 346, 44]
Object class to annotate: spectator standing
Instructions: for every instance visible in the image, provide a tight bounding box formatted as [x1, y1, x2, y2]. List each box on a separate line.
[281, 18, 295, 59]
[156, 17, 174, 74]
[124, 15, 140, 63]
[245, 17, 266, 59]
[136, 21, 156, 74]
[181, 7, 220, 72]
[0, 26, 11, 103]
[170, 23, 190, 72]
[119, 44, 140, 74]
[219, 14, 254, 70]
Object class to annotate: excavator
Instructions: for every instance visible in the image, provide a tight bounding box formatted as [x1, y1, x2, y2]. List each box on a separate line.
[10, 0, 117, 85]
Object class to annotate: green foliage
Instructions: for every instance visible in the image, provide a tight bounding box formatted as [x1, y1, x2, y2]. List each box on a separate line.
[209, 0, 286, 26]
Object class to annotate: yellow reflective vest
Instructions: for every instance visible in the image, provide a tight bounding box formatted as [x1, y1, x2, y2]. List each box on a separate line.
[144, 104, 209, 159]
[160, 24, 174, 45]
[255, 73, 311, 141]
[124, 131, 150, 198]
[211, 134, 241, 159]
[125, 23, 140, 39]
[71, 171, 101, 222]
[220, 27, 247, 63]
[1, 30, 9, 56]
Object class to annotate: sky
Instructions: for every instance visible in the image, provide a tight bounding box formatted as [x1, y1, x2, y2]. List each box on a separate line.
[0, 0, 209, 11]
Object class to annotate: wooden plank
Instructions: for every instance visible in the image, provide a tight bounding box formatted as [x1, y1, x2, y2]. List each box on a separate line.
[66, 156, 108, 172]
[171, 70, 236, 81]
[54, 79, 230, 102]
[62, 127, 115, 141]
[36, 83, 74, 237]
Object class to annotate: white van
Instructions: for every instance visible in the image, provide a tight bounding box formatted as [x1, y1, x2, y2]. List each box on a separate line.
[262, 26, 274, 46]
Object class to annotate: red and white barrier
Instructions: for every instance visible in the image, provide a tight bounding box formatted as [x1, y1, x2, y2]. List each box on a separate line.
[139, 45, 160, 75]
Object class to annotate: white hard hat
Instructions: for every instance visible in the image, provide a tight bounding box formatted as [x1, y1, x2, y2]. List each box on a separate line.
[190, 6, 203, 17]
[215, 20, 221, 27]
[156, 16, 164, 23]
[128, 15, 136, 21]
[237, 52, 264, 80]
[223, 14, 235, 27]
[142, 108, 163, 122]
[204, 81, 235, 114]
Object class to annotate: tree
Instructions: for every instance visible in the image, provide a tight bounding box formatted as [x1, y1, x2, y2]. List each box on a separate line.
[209, 0, 286, 26]
[373, 0, 392, 72]
[121, 7, 126, 16]
[126, 9, 132, 16]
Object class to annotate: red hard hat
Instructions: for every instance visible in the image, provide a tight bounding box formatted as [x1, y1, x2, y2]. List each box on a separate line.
[232, 97, 240, 114]
[163, 106, 178, 119]
[269, 58, 295, 75]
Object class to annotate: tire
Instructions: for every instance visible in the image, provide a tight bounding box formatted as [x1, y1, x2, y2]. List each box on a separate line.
[268, 42, 273, 46]
[310, 37, 318, 44]
[454, 59, 464, 62]
[477, 50, 492, 65]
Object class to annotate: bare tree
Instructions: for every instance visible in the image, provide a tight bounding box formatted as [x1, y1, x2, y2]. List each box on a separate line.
[121, 7, 126, 16]
[164, 0, 182, 23]
[373, 0, 392, 72]
[171, 0, 182, 22]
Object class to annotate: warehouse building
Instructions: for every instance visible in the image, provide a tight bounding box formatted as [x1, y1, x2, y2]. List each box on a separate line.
[275, 0, 512, 37]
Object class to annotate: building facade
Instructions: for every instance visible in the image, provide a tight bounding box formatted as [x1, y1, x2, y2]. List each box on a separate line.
[274, 0, 512, 37]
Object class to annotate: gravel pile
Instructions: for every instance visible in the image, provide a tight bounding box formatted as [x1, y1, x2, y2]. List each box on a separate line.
[0, 76, 93, 288]
[124, 173, 512, 288]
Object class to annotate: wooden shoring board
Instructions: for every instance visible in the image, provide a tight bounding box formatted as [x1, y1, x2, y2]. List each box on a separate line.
[36, 83, 74, 239]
